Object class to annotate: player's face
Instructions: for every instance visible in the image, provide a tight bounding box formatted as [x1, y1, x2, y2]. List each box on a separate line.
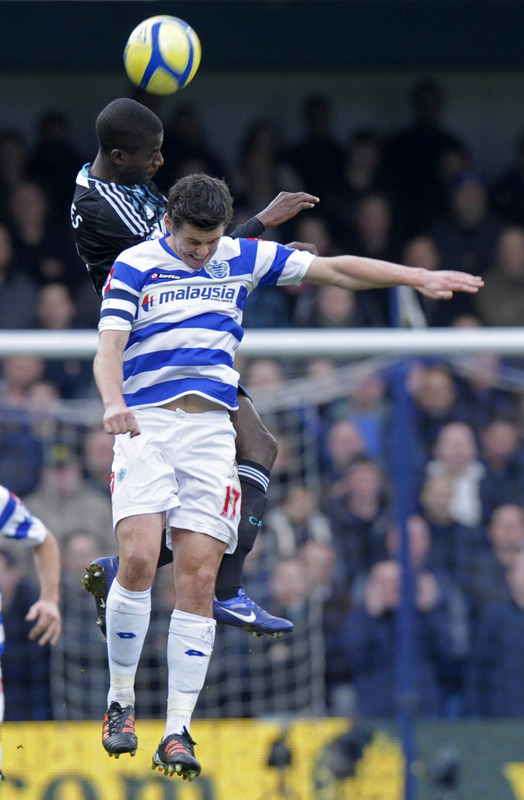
[165, 219, 225, 270]
[117, 134, 164, 184]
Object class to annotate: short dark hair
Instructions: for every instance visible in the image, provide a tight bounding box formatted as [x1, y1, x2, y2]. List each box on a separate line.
[166, 173, 234, 231]
[96, 98, 163, 155]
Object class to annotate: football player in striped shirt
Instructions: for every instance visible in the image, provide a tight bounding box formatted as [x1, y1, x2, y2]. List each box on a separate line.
[93, 172, 483, 778]
[0, 485, 61, 778]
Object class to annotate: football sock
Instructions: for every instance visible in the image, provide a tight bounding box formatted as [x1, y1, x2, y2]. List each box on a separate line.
[165, 609, 216, 736]
[106, 580, 151, 707]
[215, 461, 270, 601]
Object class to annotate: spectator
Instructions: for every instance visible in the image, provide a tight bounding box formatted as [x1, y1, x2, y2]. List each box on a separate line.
[0, 130, 28, 221]
[7, 180, 79, 289]
[410, 363, 467, 464]
[50, 530, 108, 720]
[264, 484, 333, 557]
[27, 110, 85, 219]
[424, 421, 485, 527]
[429, 170, 504, 283]
[22, 442, 113, 543]
[340, 559, 457, 718]
[400, 234, 461, 327]
[490, 130, 524, 225]
[382, 78, 467, 235]
[465, 503, 524, 623]
[466, 550, 524, 717]
[418, 474, 486, 589]
[329, 371, 392, 463]
[283, 94, 345, 198]
[319, 419, 366, 486]
[326, 455, 390, 584]
[34, 282, 94, 399]
[473, 225, 524, 327]
[0, 222, 39, 329]
[157, 103, 225, 193]
[479, 416, 524, 522]
[83, 425, 114, 497]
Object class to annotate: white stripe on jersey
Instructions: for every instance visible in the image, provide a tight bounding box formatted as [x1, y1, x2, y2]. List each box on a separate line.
[96, 183, 151, 237]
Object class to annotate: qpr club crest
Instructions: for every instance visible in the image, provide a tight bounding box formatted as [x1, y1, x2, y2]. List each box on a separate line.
[205, 260, 230, 279]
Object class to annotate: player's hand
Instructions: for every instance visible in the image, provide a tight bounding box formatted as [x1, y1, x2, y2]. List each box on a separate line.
[415, 269, 484, 300]
[256, 191, 319, 228]
[26, 600, 62, 646]
[103, 404, 141, 437]
[285, 241, 320, 256]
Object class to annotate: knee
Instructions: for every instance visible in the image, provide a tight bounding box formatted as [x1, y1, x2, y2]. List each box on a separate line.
[119, 546, 156, 589]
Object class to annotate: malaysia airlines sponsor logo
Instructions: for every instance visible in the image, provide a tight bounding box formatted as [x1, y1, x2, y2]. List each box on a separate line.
[140, 283, 239, 312]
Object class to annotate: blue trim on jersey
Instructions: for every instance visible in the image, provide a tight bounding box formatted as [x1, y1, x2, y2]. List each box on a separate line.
[123, 346, 233, 379]
[126, 313, 244, 348]
[124, 377, 238, 409]
[0, 493, 15, 529]
[14, 518, 32, 539]
[100, 306, 135, 324]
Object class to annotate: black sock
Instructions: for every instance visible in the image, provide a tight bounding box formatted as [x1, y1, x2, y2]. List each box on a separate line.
[215, 479, 268, 600]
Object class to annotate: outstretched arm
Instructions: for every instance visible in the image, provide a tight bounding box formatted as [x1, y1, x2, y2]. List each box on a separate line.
[26, 530, 62, 646]
[304, 254, 484, 299]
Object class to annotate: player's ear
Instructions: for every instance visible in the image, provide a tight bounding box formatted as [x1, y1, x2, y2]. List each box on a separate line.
[164, 213, 172, 232]
[111, 148, 127, 166]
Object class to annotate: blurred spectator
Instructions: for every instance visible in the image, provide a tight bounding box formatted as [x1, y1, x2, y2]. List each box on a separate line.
[400, 234, 463, 327]
[382, 78, 467, 235]
[27, 110, 85, 219]
[22, 442, 113, 543]
[34, 282, 94, 399]
[283, 94, 344, 198]
[339, 559, 458, 717]
[83, 425, 113, 497]
[429, 170, 505, 282]
[0, 130, 28, 221]
[479, 417, 524, 522]
[304, 283, 384, 329]
[465, 503, 524, 622]
[326, 455, 390, 583]
[0, 222, 38, 329]
[418, 474, 486, 588]
[7, 180, 79, 289]
[157, 103, 225, 193]
[329, 371, 391, 463]
[319, 418, 366, 490]
[410, 363, 467, 463]
[473, 225, 524, 327]
[264, 484, 333, 558]
[50, 529, 109, 720]
[490, 130, 524, 225]
[424, 421, 485, 527]
[344, 192, 403, 325]
[0, 547, 52, 720]
[465, 550, 524, 717]
[0, 355, 45, 407]
[232, 118, 302, 240]
[455, 352, 519, 432]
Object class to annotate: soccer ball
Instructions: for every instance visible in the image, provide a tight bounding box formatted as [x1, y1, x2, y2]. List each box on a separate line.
[123, 15, 201, 96]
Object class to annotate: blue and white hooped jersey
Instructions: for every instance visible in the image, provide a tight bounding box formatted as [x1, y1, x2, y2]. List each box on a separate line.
[98, 235, 315, 410]
[0, 485, 48, 655]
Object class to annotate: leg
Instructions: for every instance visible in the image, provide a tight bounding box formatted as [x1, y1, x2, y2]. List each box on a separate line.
[214, 392, 293, 636]
[102, 512, 162, 759]
[152, 528, 225, 781]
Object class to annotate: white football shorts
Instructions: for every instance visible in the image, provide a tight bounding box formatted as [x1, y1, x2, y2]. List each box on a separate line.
[110, 406, 240, 554]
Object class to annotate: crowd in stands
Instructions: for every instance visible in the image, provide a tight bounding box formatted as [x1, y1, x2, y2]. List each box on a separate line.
[3, 78, 524, 721]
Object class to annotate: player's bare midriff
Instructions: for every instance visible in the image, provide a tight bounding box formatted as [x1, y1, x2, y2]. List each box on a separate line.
[160, 395, 225, 413]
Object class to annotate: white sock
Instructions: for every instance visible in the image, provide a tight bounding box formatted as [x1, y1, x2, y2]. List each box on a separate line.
[165, 609, 216, 737]
[106, 579, 151, 707]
